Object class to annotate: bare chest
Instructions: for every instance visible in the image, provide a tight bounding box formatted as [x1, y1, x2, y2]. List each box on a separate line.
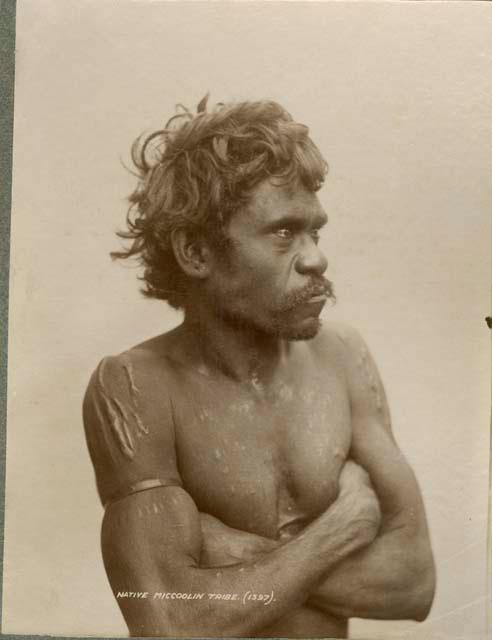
[173, 371, 351, 538]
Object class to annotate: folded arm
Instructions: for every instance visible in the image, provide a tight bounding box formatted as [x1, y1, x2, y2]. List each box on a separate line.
[83, 351, 382, 637]
[310, 328, 436, 621]
[198, 328, 436, 623]
[101, 480, 381, 637]
[199, 457, 434, 623]
[309, 436, 435, 621]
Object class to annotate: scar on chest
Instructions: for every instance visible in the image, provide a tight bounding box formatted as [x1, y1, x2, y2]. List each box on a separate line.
[96, 358, 149, 460]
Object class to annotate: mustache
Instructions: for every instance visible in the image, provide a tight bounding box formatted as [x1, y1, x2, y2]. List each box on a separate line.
[279, 278, 336, 312]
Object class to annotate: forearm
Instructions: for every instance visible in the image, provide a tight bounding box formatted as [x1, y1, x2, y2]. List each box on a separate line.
[165, 516, 357, 637]
[104, 493, 377, 638]
[201, 509, 434, 624]
[199, 461, 435, 624]
[313, 327, 437, 621]
[308, 522, 435, 621]
[308, 455, 435, 620]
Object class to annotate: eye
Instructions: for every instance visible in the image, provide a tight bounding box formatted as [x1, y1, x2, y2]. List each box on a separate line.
[275, 228, 294, 240]
[310, 228, 321, 244]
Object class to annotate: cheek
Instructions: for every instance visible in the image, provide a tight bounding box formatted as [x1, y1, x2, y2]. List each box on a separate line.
[222, 245, 291, 302]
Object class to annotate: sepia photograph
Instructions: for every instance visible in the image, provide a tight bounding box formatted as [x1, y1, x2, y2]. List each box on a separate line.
[2, 1, 491, 639]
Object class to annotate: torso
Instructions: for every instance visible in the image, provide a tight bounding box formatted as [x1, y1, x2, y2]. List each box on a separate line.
[159, 326, 351, 637]
[171, 343, 351, 540]
[93, 324, 353, 637]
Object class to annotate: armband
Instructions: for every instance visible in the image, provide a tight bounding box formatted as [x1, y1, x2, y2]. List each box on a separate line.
[104, 477, 183, 507]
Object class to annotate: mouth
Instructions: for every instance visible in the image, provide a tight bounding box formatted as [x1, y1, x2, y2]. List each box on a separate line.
[278, 279, 335, 314]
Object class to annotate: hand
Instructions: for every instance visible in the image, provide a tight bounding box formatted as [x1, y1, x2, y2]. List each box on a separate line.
[199, 513, 280, 568]
[336, 460, 382, 544]
[338, 459, 372, 496]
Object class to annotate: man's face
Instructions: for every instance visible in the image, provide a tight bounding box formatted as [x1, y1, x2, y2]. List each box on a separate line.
[205, 179, 334, 340]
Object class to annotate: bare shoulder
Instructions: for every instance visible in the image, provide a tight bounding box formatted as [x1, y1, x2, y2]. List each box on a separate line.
[308, 321, 369, 365]
[82, 331, 183, 506]
[309, 322, 392, 427]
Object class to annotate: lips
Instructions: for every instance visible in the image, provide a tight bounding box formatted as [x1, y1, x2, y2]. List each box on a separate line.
[279, 279, 335, 313]
[303, 281, 331, 303]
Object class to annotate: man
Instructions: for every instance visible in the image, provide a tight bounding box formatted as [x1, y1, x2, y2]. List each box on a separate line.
[83, 97, 435, 638]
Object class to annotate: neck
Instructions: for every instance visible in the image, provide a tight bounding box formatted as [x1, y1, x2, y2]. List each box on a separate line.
[182, 308, 290, 387]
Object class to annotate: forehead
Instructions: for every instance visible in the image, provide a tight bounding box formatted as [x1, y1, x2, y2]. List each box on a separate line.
[236, 179, 327, 230]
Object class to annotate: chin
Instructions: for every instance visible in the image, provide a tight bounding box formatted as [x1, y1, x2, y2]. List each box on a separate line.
[275, 318, 322, 341]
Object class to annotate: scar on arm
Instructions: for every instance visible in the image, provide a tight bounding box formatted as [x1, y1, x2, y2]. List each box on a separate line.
[95, 358, 150, 459]
[336, 329, 393, 432]
[123, 361, 140, 396]
[356, 347, 384, 412]
[97, 361, 135, 459]
[123, 359, 149, 436]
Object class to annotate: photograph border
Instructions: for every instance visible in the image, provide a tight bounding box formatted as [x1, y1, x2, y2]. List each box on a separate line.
[0, 1, 490, 639]
[0, 0, 16, 635]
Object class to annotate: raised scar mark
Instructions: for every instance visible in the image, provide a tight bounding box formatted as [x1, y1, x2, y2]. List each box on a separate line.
[99, 392, 135, 459]
[124, 361, 150, 436]
[123, 362, 139, 398]
[112, 397, 136, 455]
[130, 408, 149, 436]
[92, 392, 118, 462]
[96, 361, 135, 459]
[335, 331, 347, 346]
[97, 357, 108, 389]
[358, 349, 384, 413]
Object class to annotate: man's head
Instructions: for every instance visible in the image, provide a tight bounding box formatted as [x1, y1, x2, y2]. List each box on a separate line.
[114, 97, 333, 337]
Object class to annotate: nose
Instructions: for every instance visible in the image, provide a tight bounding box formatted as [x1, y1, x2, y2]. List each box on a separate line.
[294, 236, 328, 277]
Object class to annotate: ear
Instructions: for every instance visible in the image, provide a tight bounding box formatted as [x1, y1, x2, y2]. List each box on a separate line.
[170, 228, 212, 279]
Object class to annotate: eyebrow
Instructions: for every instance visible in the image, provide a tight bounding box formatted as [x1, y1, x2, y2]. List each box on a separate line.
[263, 209, 329, 231]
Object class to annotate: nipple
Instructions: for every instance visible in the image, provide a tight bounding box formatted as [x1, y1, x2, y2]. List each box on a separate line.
[333, 446, 344, 460]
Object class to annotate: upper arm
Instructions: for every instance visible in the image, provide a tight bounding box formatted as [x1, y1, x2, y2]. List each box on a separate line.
[101, 485, 203, 636]
[82, 352, 181, 506]
[338, 326, 426, 526]
[83, 352, 207, 634]
[338, 325, 394, 442]
[338, 326, 435, 608]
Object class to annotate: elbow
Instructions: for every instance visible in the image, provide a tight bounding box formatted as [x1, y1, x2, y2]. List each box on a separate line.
[383, 528, 436, 622]
[410, 560, 436, 622]
[405, 541, 436, 622]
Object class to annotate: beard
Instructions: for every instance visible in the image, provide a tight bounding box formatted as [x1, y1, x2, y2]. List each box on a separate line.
[269, 277, 336, 340]
[219, 277, 336, 342]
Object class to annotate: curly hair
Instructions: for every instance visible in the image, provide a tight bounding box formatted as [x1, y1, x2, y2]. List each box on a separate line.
[112, 96, 328, 309]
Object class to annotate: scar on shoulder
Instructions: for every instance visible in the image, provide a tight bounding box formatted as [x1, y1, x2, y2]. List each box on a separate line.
[95, 357, 149, 459]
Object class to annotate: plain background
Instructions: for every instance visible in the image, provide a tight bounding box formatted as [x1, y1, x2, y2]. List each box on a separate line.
[3, 1, 491, 638]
